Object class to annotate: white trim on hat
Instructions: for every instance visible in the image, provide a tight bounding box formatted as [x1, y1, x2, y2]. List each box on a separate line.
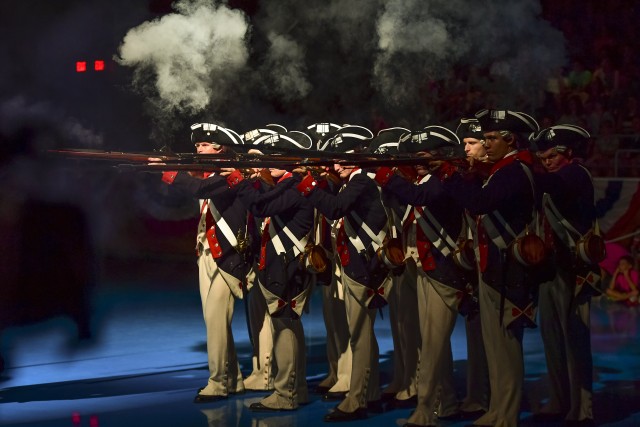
[550, 124, 590, 138]
[280, 131, 313, 149]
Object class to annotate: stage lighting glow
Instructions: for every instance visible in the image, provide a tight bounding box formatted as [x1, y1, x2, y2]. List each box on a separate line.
[94, 60, 105, 71]
[76, 61, 87, 72]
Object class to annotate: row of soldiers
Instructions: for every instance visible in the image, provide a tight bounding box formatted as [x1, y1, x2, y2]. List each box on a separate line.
[156, 108, 602, 427]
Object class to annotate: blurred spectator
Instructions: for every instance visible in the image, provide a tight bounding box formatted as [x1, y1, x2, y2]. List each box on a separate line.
[605, 255, 639, 307]
[543, 66, 567, 116]
[584, 99, 615, 136]
[592, 54, 621, 104]
[564, 59, 592, 104]
[616, 95, 640, 135]
[557, 94, 586, 127]
[631, 230, 640, 271]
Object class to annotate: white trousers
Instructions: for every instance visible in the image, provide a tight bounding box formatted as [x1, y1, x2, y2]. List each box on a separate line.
[407, 262, 460, 426]
[538, 270, 593, 421]
[474, 278, 524, 427]
[319, 261, 352, 393]
[197, 253, 244, 396]
[336, 273, 383, 412]
[384, 263, 419, 400]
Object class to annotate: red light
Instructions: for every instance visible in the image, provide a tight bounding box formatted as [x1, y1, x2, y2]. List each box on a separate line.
[71, 412, 81, 424]
[76, 61, 87, 73]
[94, 60, 105, 71]
[90, 414, 99, 427]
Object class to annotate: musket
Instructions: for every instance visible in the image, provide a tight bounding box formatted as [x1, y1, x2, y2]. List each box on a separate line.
[48, 147, 469, 173]
[47, 147, 388, 165]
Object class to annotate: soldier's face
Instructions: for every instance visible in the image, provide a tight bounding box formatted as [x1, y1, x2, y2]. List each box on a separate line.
[195, 141, 222, 154]
[413, 151, 430, 176]
[334, 164, 355, 179]
[537, 147, 570, 172]
[482, 131, 513, 162]
[464, 137, 487, 160]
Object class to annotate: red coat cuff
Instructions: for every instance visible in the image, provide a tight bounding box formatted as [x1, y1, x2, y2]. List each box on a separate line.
[226, 169, 244, 187]
[161, 171, 178, 184]
[297, 173, 318, 196]
[374, 167, 394, 186]
[435, 162, 457, 181]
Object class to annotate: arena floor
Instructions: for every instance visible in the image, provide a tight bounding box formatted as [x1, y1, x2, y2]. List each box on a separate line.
[1, 274, 639, 427]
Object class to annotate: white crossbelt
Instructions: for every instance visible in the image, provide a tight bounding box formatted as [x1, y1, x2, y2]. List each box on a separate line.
[481, 161, 538, 250]
[272, 215, 309, 256]
[204, 200, 238, 247]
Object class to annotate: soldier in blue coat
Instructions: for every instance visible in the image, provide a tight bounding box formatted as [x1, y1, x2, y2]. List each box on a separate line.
[238, 125, 290, 393]
[375, 126, 472, 425]
[295, 125, 391, 422]
[454, 117, 491, 419]
[306, 123, 353, 401]
[435, 110, 541, 427]
[225, 131, 316, 411]
[370, 127, 420, 410]
[531, 125, 602, 427]
[159, 123, 248, 403]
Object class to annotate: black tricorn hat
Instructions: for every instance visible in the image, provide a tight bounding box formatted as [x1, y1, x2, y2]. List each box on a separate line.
[191, 123, 242, 145]
[306, 123, 343, 148]
[319, 125, 373, 153]
[365, 127, 408, 154]
[455, 118, 484, 140]
[251, 131, 313, 150]
[398, 125, 460, 154]
[241, 125, 286, 144]
[474, 109, 539, 134]
[530, 124, 590, 153]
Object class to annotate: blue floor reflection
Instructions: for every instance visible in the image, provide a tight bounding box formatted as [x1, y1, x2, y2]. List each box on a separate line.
[1, 282, 639, 427]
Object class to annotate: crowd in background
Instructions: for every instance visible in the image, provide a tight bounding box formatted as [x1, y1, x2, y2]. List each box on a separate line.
[371, 1, 640, 177]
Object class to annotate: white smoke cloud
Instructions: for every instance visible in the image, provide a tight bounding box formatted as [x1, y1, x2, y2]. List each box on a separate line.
[110, 0, 566, 131]
[117, 0, 250, 114]
[0, 96, 104, 149]
[373, 0, 566, 112]
[261, 32, 311, 102]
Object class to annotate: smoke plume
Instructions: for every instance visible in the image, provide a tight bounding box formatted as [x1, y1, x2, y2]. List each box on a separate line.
[117, 0, 250, 115]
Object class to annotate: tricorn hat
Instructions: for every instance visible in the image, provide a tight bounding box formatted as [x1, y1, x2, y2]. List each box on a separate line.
[530, 124, 590, 153]
[252, 131, 313, 150]
[398, 125, 460, 154]
[455, 118, 484, 140]
[365, 127, 408, 154]
[191, 123, 242, 145]
[474, 109, 539, 134]
[241, 125, 286, 145]
[319, 125, 373, 153]
[306, 123, 343, 148]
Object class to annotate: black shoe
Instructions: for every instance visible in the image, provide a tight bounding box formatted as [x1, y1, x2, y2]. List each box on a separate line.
[322, 391, 348, 401]
[386, 396, 417, 410]
[403, 424, 436, 427]
[565, 419, 595, 427]
[460, 410, 486, 420]
[193, 394, 228, 404]
[249, 402, 291, 412]
[381, 391, 397, 402]
[323, 408, 367, 422]
[532, 412, 564, 423]
[315, 385, 332, 394]
[367, 399, 385, 413]
[438, 411, 462, 421]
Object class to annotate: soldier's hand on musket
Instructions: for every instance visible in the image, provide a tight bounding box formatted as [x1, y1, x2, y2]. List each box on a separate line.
[292, 166, 308, 175]
[219, 167, 236, 177]
[249, 168, 263, 179]
[148, 157, 166, 165]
